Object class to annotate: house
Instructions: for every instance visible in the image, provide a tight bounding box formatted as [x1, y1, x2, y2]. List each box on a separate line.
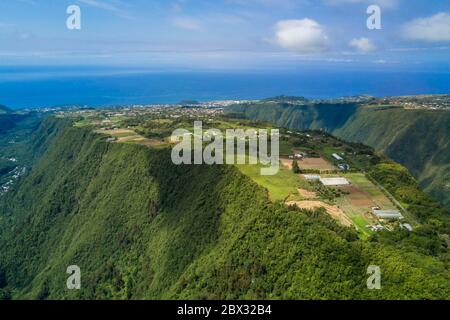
[303, 174, 321, 181]
[400, 223, 413, 231]
[332, 153, 343, 161]
[319, 177, 350, 186]
[372, 209, 403, 220]
[368, 224, 385, 231]
[338, 163, 350, 171]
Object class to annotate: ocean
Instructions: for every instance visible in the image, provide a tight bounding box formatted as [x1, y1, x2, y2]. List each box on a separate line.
[1, 66, 450, 109]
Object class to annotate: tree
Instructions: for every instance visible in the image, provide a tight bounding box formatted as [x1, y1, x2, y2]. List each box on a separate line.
[0, 269, 6, 289]
[292, 160, 300, 174]
[0, 289, 12, 300]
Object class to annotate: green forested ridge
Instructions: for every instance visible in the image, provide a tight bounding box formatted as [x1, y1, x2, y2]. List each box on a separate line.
[335, 108, 450, 208]
[0, 105, 21, 134]
[0, 113, 45, 190]
[0, 118, 448, 299]
[0, 114, 28, 134]
[230, 101, 359, 132]
[227, 102, 450, 208]
[0, 105, 11, 114]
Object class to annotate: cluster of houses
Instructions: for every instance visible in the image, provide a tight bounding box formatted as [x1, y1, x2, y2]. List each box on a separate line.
[332, 153, 351, 171]
[367, 207, 412, 232]
[367, 222, 412, 232]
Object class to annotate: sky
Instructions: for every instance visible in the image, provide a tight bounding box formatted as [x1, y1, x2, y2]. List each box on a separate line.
[0, 0, 449, 71]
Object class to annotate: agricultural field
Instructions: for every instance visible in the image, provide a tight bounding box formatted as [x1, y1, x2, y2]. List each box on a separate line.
[332, 173, 398, 237]
[95, 128, 169, 147]
[67, 106, 415, 239]
[286, 200, 354, 227]
[279, 146, 404, 238]
[341, 173, 396, 209]
[297, 157, 336, 171]
[236, 161, 311, 202]
[280, 155, 336, 172]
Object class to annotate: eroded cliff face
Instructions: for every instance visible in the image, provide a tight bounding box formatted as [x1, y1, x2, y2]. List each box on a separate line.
[334, 108, 450, 208]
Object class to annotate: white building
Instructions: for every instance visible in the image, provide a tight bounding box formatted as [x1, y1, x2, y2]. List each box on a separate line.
[319, 177, 350, 186]
[303, 174, 321, 181]
[400, 223, 413, 231]
[372, 209, 403, 220]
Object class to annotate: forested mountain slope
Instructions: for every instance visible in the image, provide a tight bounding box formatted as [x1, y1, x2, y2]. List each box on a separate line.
[0, 105, 11, 114]
[228, 102, 450, 208]
[229, 101, 359, 131]
[0, 114, 28, 134]
[0, 118, 448, 299]
[334, 108, 450, 208]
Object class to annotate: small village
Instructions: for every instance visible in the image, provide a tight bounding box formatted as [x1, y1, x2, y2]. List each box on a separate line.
[377, 94, 450, 110]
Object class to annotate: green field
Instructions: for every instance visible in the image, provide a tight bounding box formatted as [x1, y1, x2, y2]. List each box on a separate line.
[236, 160, 310, 202]
[351, 216, 372, 239]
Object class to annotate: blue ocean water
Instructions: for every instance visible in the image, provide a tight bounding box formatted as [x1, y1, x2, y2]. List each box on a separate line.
[1, 66, 450, 109]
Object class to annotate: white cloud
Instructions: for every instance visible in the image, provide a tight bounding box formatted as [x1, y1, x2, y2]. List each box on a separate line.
[274, 19, 329, 54]
[77, 0, 134, 19]
[401, 12, 450, 42]
[349, 37, 376, 53]
[78, 0, 120, 12]
[173, 17, 203, 31]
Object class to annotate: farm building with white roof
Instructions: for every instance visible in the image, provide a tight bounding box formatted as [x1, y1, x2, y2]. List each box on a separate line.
[303, 174, 321, 181]
[319, 177, 350, 186]
[372, 209, 403, 220]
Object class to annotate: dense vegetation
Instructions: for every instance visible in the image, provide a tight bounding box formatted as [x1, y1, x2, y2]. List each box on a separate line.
[0, 114, 29, 134]
[336, 108, 450, 209]
[0, 118, 448, 299]
[230, 101, 359, 132]
[0, 105, 11, 114]
[368, 163, 450, 259]
[227, 101, 450, 208]
[0, 113, 46, 189]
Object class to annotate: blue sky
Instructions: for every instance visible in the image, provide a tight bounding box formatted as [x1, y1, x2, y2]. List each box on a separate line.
[0, 0, 449, 70]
